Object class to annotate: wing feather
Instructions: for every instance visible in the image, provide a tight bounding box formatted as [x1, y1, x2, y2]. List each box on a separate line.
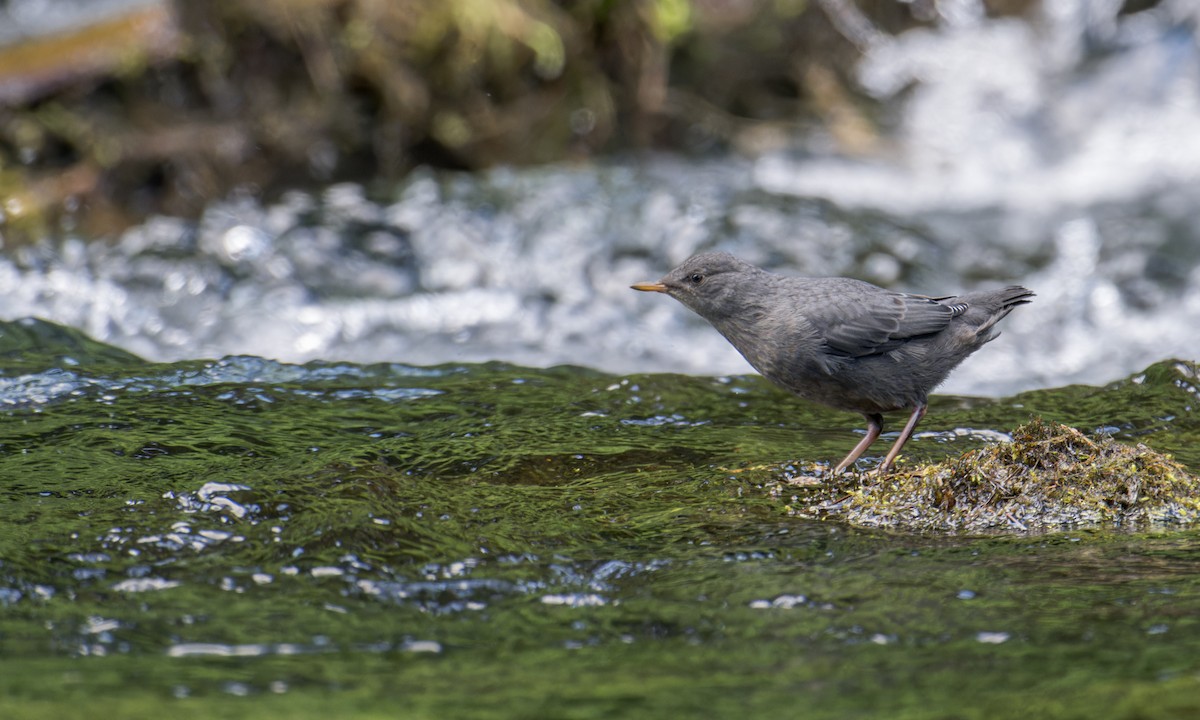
[796, 280, 954, 359]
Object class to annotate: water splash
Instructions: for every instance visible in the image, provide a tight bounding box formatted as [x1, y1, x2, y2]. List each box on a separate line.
[2, 7, 1198, 396]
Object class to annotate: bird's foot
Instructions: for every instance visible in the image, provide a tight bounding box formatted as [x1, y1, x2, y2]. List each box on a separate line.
[824, 459, 899, 478]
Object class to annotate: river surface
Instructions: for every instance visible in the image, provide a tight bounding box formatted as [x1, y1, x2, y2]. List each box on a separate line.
[1, 322, 1198, 718]
[3, 1, 1200, 718]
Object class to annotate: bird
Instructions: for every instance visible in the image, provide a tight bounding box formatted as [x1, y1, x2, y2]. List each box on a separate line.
[631, 252, 1034, 474]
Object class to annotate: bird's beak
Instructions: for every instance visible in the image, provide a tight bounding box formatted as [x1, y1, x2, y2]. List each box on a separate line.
[631, 281, 669, 293]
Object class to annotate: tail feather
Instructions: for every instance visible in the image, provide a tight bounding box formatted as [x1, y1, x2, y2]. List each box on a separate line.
[971, 285, 1034, 340]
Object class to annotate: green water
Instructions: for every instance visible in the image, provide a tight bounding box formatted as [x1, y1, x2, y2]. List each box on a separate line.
[1, 319, 1198, 718]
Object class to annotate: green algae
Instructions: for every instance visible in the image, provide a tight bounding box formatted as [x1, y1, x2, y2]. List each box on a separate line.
[777, 417, 1200, 533]
[2, 320, 1200, 718]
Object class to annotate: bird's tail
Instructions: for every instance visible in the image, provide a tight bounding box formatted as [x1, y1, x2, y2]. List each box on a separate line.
[963, 286, 1034, 341]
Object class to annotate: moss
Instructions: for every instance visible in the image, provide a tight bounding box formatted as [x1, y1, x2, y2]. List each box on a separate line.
[0, 0, 949, 236]
[769, 417, 1200, 533]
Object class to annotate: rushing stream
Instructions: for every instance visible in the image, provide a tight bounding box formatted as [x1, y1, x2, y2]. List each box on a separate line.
[0, 320, 1198, 716]
[3, 153, 1199, 397]
[3, 5, 1200, 396]
[2, 1, 1200, 718]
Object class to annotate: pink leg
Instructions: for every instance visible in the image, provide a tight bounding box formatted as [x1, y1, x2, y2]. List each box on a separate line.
[834, 413, 883, 474]
[879, 404, 927, 473]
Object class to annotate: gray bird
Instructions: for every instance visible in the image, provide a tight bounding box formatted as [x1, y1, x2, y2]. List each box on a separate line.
[632, 252, 1034, 474]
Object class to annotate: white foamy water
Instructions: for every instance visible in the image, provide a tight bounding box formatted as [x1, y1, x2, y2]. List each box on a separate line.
[2, 1, 1198, 395]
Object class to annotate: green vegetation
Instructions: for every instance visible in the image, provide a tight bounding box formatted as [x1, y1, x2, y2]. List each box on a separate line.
[774, 416, 1200, 532]
[0, 0, 930, 234]
[1, 321, 1199, 717]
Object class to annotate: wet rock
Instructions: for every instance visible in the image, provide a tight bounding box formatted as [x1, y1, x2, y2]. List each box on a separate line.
[778, 417, 1200, 533]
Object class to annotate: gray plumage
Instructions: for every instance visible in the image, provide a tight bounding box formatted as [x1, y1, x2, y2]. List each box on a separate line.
[632, 252, 1034, 473]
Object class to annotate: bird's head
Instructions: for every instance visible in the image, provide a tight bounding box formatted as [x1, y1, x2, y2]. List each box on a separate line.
[631, 252, 758, 322]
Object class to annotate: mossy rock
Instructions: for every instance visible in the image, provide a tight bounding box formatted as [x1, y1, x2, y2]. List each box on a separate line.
[778, 418, 1200, 533]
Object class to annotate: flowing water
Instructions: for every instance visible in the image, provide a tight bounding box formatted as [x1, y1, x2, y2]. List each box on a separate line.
[0, 320, 1198, 718]
[3, 0, 1200, 717]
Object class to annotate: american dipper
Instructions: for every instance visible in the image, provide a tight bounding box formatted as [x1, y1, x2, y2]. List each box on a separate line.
[632, 252, 1034, 473]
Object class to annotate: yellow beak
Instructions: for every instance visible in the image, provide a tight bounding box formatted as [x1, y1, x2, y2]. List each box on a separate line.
[630, 282, 668, 293]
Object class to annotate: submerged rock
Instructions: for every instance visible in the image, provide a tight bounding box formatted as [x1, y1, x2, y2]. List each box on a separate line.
[776, 418, 1200, 533]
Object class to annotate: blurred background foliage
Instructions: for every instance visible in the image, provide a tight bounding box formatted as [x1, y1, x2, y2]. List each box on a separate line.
[0, 0, 1068, 235]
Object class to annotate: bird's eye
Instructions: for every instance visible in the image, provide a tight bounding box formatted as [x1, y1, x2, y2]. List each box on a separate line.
[689, 273, 705, 284]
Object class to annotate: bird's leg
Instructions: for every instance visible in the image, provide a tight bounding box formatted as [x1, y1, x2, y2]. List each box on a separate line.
[833, 413, 883, 474]
[878, 404, 927, 473]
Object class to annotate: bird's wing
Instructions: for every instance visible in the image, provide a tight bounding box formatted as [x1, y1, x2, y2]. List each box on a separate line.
[804, 280, 955, 358]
